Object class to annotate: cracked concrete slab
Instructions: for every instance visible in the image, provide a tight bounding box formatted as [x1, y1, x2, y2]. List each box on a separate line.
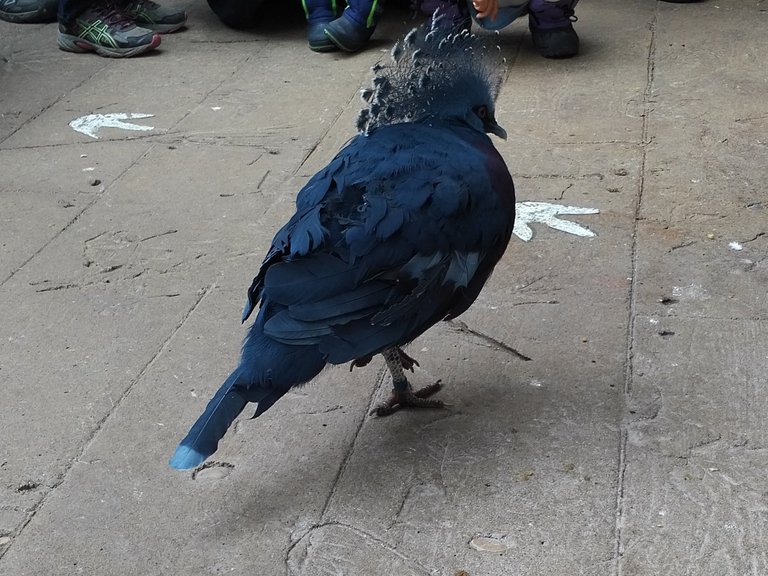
[0, 288, 375, 575]
[1, 0, 766, 574]
[623, 317, 768, 575]
[320, 325, 621, 576]
[0, 142, 154, 283]
[0, 32, 107, 142]
[1, 43, 251, 149]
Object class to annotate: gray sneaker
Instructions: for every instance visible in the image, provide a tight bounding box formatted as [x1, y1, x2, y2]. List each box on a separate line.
[0, 0, 57, 23]
[57, 5, 161, 58]
[123, 0, 186, 33]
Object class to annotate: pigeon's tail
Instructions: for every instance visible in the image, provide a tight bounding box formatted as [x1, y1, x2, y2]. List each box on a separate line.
[169, 326, 329, 470]
[169, 370, 252, 470]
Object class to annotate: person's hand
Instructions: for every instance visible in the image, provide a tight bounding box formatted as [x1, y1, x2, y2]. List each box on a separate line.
[473, 0, 499, 21]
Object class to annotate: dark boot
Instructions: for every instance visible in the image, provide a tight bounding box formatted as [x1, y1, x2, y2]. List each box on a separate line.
[303, 0, 339, 52]
[528, 0, 580, 59]
[324, 0, 383, 52]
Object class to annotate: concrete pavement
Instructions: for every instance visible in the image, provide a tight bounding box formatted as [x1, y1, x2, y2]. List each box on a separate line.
[1, 1, 766, 574]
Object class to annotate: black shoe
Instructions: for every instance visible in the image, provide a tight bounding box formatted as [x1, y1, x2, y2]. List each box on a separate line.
[528, 0, 580, 59]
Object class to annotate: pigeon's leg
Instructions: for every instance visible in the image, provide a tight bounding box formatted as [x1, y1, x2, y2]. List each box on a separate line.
[372, 348, 444, 417]
[350, 347, 418, 372]
[395, 347, 420, 371]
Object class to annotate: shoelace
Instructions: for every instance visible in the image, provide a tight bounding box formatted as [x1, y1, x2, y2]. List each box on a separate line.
[127, 0, 161, 12]
[92, 4, 136, 29]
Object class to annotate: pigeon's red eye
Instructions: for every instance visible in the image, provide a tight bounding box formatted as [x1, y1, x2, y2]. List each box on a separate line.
[475, 105, 488, 120]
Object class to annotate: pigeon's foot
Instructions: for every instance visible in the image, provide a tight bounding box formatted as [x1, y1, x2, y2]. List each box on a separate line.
[371, 347, 444, 416]
[371, 381, 444, 417]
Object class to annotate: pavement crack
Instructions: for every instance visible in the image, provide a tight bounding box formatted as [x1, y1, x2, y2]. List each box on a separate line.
[613, 430, 629, 576]
[34, 282, 80, 293]
[294, 88, 360, 177]
[256, 169, 270, 190]
[140, 229, 178, 242]
[83, 231, 107, 244]
[668, 240, 696, 252]
[555, 182, 574, 201]
[295, 360, 384, 572]
[688, 432, 723, 453]
[388, 484, 415, 529]
[741, 231, 765, 244]
[734, 113, 768, 123]
[285, 521, 432, 576]
[296, 404, 343, 415]
[446, 320, 532, 361]
[516, 172, 605, 181]
[616, 8, 658, 576]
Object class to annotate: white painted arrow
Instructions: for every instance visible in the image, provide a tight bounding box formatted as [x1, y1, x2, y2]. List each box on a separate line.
[69, 113, 155, 139]
[513, 201, 599, 242]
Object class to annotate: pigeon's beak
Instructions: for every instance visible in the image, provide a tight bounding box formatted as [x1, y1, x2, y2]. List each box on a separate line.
[488, 122, 507, 140]
[484, 113, 507, 140]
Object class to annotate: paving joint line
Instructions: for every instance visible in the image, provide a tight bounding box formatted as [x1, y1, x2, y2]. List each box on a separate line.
[0, 145, 154, 290]
[614, 7, 659, 576]
[294, 89, 360, 177]
[0, 62, 110, 148]
[0, 284, 214, 561]
[320, 363, 385, 519]
[283, 363, 384, 575]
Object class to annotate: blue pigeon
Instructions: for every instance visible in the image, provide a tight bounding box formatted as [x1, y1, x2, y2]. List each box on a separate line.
[169, 17, 516, 471]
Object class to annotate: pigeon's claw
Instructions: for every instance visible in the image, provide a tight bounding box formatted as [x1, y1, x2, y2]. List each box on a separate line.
[349, 355, 374, 372]
[371, 381, 444, 417]
[395, 347, 420, 372]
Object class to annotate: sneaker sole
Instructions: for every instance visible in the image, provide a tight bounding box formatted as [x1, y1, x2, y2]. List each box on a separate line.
[323, 29, 364, 53]
[57, 31, 161, 58]
[309, 39, 338, 52]
[139, 20, 186, 34]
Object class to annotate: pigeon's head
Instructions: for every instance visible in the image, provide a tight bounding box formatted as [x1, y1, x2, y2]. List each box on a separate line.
[356, 14, 506, 139]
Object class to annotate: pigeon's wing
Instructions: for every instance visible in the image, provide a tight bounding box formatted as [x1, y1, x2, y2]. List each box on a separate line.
[241, 154, 350, 323]
[245, 122, 515, 364]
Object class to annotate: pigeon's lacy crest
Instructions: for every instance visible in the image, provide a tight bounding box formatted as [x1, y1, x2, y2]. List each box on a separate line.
[356, 14, 505, 135]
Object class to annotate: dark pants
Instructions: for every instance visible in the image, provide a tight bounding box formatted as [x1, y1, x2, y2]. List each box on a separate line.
[58, 0, 128, 27]
[207, 0, 380, 30]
